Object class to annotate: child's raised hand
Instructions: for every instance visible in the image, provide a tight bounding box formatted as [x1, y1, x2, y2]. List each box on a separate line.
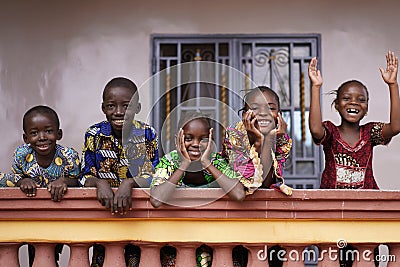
[47, 178, 67, 202]
[380, 51, 398, 85]
[18, 178, 39, 197]
[176, 128, 191, 168]
[242, 109, 263, 141]
[200, 128, 214, 168]
[308, 57, 323, 86]
[275, 113, 288, 137]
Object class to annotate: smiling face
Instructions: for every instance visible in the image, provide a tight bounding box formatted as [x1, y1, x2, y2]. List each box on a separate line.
[335, 82, 368, 124]
[23, 112, 62, 162]
[246, 90, 278, 134]
[182, 118, 210, 161]
[102, 86, 140, 139]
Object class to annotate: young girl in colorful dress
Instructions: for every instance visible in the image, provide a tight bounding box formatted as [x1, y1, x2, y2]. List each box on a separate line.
[308, 51, 400, 189]
[150, 111, 246, 206]
[222, 86, 293, 267]
[222, 86, 293, 195]
[150, 111, 247, 267]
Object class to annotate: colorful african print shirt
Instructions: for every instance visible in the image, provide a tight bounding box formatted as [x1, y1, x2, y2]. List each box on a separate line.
[150, 150, 241, 188]
[222, 121, 293, 195]
[316, 121, 390, 189]
[0, 144, 80, 187]
[81, 120, 159, 187]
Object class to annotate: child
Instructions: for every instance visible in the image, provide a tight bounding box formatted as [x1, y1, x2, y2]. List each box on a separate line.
[308, 51, 400, 189]
[150, 111, 247, 267]
[6, 105, 80, 199]
[222, 86, 293, 267]
[81, 77, 159, 267]
[222, 86, 293, 195]
[308, 52, 400, 267]
[150, 111, 246, 206]
[2, 105, 80, 267]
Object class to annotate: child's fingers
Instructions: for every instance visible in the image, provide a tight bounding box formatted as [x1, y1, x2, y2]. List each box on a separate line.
[121, 198, 127, 214]
[27, 184, 36, 197]
[51, 187, 60, 202]
[250, 116, 258, 129]
[379, 67, 385, 76]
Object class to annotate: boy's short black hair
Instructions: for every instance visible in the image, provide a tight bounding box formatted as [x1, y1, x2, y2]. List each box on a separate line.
[23, 105, 60, 133]
[103, 77, 138, 101]
[178, 110, 211, 130]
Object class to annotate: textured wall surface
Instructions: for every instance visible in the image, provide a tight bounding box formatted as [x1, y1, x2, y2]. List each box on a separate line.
[1, 0, 400, 188]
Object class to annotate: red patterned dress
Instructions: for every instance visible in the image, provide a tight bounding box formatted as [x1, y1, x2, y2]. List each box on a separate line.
[316, 121, 390, 189]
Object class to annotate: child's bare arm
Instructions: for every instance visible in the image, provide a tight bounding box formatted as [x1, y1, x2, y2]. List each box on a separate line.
[201, 128, 245, 201]
[150, 128, 191, 208]
[204, 163, 246, 201]
[380, 51, 400, 139]
[308, 57, 325, 141]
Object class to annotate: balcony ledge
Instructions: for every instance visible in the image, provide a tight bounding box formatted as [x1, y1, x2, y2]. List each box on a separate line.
[0, 188, 399, 245]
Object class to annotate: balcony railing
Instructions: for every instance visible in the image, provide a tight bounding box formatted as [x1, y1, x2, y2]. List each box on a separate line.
[1, 188, 400, 266]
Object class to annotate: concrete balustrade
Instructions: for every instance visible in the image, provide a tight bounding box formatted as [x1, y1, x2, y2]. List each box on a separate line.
[1, 188, 400, 266]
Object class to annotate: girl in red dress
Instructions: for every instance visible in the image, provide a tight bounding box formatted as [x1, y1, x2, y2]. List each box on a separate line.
[309, 51, 400, 189]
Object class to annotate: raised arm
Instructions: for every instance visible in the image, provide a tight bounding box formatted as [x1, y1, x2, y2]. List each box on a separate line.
[150, 128, 191, 208]
[380, 51, 400, 139]
[308, 57, 325, 141]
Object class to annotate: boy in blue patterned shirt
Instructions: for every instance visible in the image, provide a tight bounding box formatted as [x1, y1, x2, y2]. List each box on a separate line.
[0, 105, 80, 267]
[80, 77, 159, 267]
[0, 105, 80, 201]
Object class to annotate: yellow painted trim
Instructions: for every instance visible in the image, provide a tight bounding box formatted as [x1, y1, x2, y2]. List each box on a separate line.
[1, 219, 400, 244]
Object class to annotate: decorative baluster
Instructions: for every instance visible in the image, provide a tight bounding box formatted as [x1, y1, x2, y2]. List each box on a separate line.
[316, 244, 336, 266]
[68, 243, 90, 267]
[139, 243, 162, 266]
[175, 244, 197, 266]
[32, 243, 56, 267]
[212, 244, 234, 267]
[283, 245, 306, 267]
[0, 243, 20, 267]
[353, 244, 377, 267]
[246, 244, 269, 267]
[103, 243, 125, 267]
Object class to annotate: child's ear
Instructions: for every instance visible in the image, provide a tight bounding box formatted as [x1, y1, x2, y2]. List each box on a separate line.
[334, 100, 339, 112]
[101, 102, 106, 114]
[23, 133, 28, 144]
[135, 102, 141, 114]
[57, 129, 63, 141]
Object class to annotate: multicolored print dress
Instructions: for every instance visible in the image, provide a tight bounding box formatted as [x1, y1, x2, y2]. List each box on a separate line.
[317, 121, 390, 189]
[0, 143, 80, 187]
[222, 121, 293, 195]
[150, 150, 242, 188]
